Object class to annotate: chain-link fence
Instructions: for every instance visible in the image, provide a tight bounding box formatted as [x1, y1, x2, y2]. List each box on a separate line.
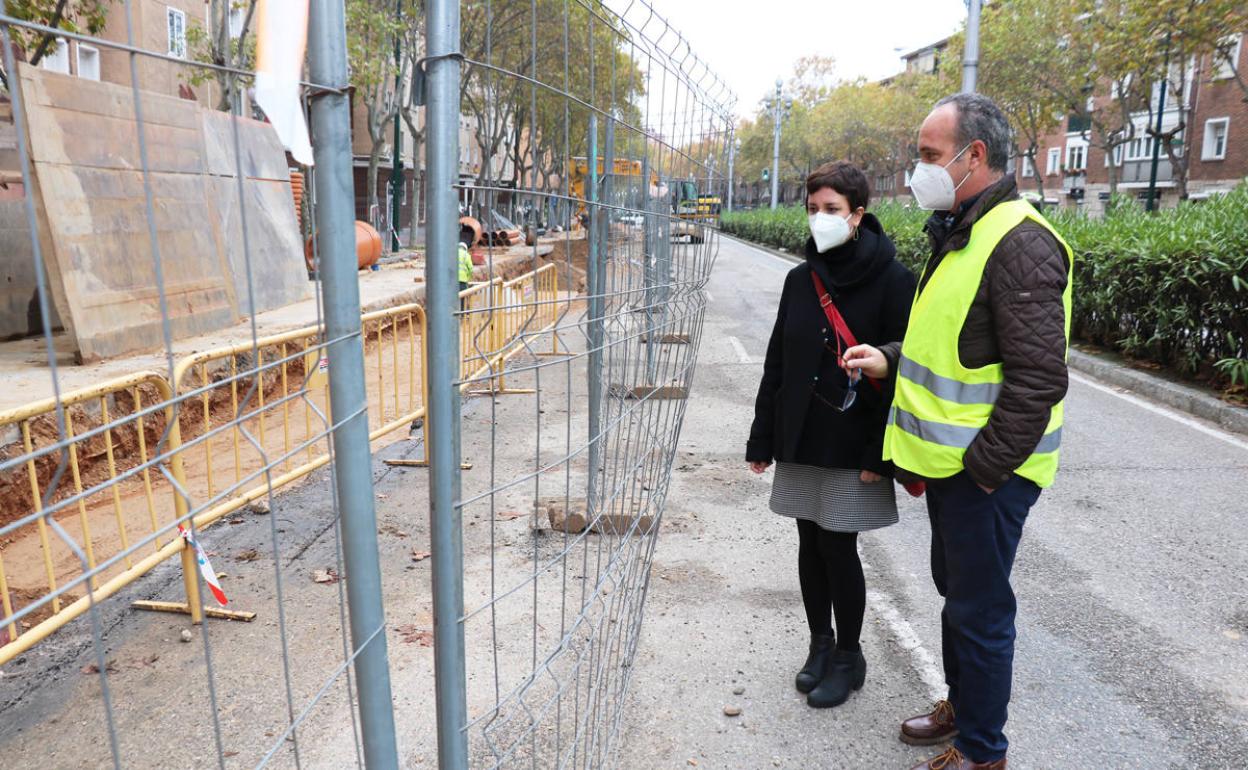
[0, 0, 402, 762]
[0, 0, 731, 763]
[423, 0, 734, 766]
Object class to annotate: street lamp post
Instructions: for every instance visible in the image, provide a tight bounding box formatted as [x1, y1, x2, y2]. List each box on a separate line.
[1145, 28, 1172, 213]
[767, 78, 791, 211]
[962, 0, 982, 93]
[388, 0, 403, 252]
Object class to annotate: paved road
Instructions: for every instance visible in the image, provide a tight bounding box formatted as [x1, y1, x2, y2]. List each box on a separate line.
[619, 236, 1248, 769]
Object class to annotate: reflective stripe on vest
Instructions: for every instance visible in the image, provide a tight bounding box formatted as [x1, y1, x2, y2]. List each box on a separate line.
[898, 354, 1002, 405]
[889, 405, 1063, 454]
[883, 198, 1073, 488]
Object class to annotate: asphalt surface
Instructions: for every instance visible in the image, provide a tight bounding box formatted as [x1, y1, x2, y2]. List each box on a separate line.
[618, 236, 1248, 769]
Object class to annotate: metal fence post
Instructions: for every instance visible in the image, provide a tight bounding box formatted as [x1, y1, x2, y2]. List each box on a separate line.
[425, 0, 469, 764]
[642, 156, 657, 384]
[585, 114, 604, 512]
[306, 0, 400, 765]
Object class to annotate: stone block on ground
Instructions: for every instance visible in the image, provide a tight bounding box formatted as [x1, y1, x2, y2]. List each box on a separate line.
[538, 497, 589, 534]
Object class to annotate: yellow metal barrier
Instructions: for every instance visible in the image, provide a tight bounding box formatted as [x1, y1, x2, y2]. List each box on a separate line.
[170, 302, 428, 538]
[460, 262, 563, 392]
[0, 371, 191, 663]
[0, 260, 567, 663]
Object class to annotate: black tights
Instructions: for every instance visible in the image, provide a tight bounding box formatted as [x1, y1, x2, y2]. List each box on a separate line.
[796, 519, 865, 651]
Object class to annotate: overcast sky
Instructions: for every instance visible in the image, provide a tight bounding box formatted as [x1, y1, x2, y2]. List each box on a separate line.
[647, 0, 970, 117]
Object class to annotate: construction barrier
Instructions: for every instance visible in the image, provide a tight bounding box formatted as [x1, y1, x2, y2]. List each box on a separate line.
[460, 261, 562, 390]
[0, 263, 565, 664]
[0, 371, 189, 662]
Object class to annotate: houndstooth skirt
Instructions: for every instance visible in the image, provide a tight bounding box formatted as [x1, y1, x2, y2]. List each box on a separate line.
[769, 462, 899, 533]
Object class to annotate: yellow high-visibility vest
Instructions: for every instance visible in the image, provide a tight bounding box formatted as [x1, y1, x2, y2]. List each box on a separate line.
[883, 199, 1073, 488]
[458, 243, 474, 283]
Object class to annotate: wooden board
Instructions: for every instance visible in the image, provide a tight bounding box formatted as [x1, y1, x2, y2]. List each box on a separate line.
[16, 65, 307, 360]
[201, 112, 309, 315]
[206, 176, 310, 315]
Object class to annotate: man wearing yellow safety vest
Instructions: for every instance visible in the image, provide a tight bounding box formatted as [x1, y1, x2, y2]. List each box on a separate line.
[457, 235, 475, 293]
[843, 93, 1072, 770]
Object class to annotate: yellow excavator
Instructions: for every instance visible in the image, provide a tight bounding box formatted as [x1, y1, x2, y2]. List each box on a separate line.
[568, 157, 719, 225]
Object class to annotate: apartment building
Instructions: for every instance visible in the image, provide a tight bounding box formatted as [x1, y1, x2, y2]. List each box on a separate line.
[882, 33, 1247, 214]
[35, 0, 231, 106]
[1016, 31, 1247, 213]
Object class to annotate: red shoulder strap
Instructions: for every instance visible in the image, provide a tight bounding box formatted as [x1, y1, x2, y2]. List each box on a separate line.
[811, 270, 882, 393]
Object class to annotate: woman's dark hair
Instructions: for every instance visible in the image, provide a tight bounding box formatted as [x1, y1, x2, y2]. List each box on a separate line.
[805, 161, 870, 210]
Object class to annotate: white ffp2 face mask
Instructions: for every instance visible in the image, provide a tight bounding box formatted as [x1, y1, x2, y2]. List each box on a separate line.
[909, 142, 974, 211]
[808, 212, 854, 253]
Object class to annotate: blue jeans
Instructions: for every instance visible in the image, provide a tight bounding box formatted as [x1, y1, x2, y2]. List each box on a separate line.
[926, 471, 1041, 762]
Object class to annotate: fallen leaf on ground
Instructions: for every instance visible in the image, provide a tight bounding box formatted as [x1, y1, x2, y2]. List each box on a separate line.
[312, 569, 340, 584]
[236, 549, 261, 562]
[379, 524, 408, 538]
[496, 510, 525, 520]
[82, 660, 118, 675]
[411, 549, 431, 562]
[395, 624, 433, 646]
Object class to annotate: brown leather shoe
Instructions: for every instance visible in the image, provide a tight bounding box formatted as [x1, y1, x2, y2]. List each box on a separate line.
[908, 746, 1006, 770]
[900, 699, 958, 746]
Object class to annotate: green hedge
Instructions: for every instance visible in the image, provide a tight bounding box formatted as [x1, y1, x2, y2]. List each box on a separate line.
[721, 189, 1248, 384]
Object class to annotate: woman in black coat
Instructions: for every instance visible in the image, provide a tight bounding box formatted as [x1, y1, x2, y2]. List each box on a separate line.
[746, 161, 916, 709]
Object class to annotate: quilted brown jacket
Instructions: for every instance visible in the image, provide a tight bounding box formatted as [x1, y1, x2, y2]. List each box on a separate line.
[882, 174, 1070, 490]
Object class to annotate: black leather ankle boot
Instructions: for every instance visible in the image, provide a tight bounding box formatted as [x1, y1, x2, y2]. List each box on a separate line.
[807, 648, 866, 708]
[794, 633, 836, 694]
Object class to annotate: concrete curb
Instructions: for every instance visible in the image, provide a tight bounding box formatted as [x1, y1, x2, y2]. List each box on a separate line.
[719, 231, 803, 265]
[1068, 349, 1248, 436]
[721, 231, 1248, 437]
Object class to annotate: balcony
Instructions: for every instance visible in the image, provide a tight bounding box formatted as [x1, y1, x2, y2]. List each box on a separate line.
[1116, 157, 1174, 186]
[1062, 172, 1087, 191]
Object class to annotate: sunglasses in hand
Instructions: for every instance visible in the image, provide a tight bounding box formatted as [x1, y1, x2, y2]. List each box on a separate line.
[810, 363, 860, 413]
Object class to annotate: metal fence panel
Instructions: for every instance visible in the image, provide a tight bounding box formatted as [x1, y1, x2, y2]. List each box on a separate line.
[0, 0, 729, 761]
[0, 0, 397, 761]
[424, 0, 735, 766]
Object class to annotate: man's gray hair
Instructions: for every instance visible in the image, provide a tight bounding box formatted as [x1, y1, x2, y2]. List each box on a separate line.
[934, 93, 1012, 172]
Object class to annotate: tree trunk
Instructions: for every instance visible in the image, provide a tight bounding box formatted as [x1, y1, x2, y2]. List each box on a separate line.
[28, 0, 69, 67]
[1165, 144, 1189, 200]
[368, 143, 383, 230]
[1032, 148, 1046, 204]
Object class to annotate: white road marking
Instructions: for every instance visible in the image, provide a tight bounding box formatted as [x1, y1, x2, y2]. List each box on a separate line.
[860, 551, 945, 703]
[727, 335, 752, 365]
[866, 588, 946, 703]
[1070, 371, 1248, 453]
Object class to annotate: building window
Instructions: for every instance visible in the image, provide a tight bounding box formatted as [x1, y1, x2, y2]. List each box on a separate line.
[1202, 118, 1229, 161]
[76, 43, 100, 80]
[168, 7, 187, 58]
[1046, 147, 1061, 176]
[1066, 143, 1087, 172]
[1020, 155, 1035, 178]
[41, 37, 70, 74]
[230, 5, 245, 37]
[1213, 34, 1242, 80]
